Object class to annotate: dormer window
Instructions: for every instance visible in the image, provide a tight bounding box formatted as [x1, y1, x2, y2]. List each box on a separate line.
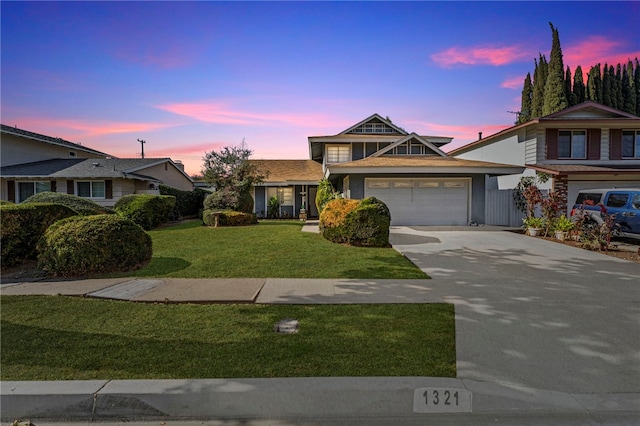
[350, 122, 397, 134]
[326, 145, 350, 163]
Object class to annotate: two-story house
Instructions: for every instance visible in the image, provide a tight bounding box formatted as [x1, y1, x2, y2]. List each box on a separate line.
[1, 124, 194, 206]
[253, 114, 523, 225]
[449, 102, 640, 219]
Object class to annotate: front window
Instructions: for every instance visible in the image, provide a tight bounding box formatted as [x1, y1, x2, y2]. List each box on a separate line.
[267, 187, 293, 205]
[558, 130, 586, 159]
[622, 130, 640, 158]
[326, 145, 350, 163]
[77, 181, 105, 198]
[18, 181, 51, 202]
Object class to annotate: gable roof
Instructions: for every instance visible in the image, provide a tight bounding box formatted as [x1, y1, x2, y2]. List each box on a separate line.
[371, 133, 447, 157]
[448, 101, 640, 156]
[250, 159, 323, 184]
[0, 157, 192, 183]
[339, 113, 408, 135]
[326, 155, 524, 176]
[1, 124, 111, 157]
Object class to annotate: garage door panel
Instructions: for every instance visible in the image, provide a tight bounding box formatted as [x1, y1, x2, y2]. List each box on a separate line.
[365, 178, 469, 226]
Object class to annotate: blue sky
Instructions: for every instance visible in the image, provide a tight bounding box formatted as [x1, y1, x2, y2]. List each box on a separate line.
[2, 1, 639, 175]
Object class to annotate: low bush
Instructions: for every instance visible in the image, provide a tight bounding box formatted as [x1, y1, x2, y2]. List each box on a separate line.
[23, 192, 111, 215]
[320, 197, 390, 247]
[203, 188, 254, 214]
[159, 185, 208, 218]
[0, 200, 14, 205]
[114, 194, 176, 230]
[202, 209, 257, 227]
[1, 203, 78, 267]
[37, 214, 152, 277]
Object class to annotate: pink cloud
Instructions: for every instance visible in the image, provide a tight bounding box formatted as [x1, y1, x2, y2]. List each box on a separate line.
[501, 75, 526, 90]
[432, 45, 530, 67]
[156, 101, 337, 128]
[7, 117, 176, 140]
[406, 119, 511, 151]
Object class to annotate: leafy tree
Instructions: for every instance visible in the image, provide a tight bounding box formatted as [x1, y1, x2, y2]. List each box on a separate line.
[602, 64, 612, 107]
[542, 22, 568, 115]
[201, 141, 267, 213]
[614, 64, 623, 108]
[623, 61, 636, 114]
[518, 72, 533, 123]
[573, 65, 586, 104]
[586, 64, 602, 103]
[635, 58, 640, 116]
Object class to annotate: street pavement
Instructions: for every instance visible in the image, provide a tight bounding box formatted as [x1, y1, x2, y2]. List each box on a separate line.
[1, 225, 639, 425]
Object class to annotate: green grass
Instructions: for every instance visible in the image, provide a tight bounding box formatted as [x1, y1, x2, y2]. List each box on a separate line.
[119, 220, 427, 279]
[0, 296, 456, 380]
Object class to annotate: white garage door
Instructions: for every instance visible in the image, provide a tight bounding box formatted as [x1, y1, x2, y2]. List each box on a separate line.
[567, 180, 640, 215]
[365, 178, 470, 226]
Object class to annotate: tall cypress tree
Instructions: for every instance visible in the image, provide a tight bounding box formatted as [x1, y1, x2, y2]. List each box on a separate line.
[602, 63, 612, 107]
[565, 67, 576, 106]
[518, 72, 533, 123]
[542, 22, 568, 115]
[573, 65, 586, 104]
[531, 55, 547, 117]
[615, 64, 623, 108]
[623, 61, 636, 114]
[587, 64, 602, 103]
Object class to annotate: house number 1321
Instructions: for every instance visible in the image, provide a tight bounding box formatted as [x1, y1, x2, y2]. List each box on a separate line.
[424, 389, 459, 406]
[413, 387, 472, 413]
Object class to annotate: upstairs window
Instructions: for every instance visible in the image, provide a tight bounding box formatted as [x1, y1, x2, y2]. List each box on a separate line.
[77, 181, 105, 198]
[622, 130, 640, 158]
[326, 145, 350, 163]
[350, 122, 397, 134]
[558, 130, 586, 159]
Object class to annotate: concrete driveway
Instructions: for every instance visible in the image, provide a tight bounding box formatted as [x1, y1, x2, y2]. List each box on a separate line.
[389, 226, 640, 395]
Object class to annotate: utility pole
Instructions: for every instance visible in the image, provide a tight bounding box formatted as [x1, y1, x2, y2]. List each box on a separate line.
[137, 139, 146, 159]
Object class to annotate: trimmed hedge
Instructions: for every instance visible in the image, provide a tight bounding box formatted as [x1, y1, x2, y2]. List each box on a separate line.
[23, 192, 112, 215]
[1, 203, 78, 267]
[202, 209, 258, 227]
[37, 214, 152, 277]
[114, 194, 176, 230]
[320, 197, 391, 247]
[159, 185, 208, 218]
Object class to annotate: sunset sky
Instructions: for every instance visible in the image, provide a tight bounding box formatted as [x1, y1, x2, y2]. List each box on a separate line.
[2, 1, 639, 175]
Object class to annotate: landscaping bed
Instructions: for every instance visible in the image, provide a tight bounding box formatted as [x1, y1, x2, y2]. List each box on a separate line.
[0, 296, 455, 380]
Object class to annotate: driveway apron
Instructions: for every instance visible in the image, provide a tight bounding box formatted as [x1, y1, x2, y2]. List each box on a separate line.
[389, 226, 640, 395]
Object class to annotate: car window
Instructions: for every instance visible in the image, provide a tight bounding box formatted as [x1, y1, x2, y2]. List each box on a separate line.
[575, 192, 602, 205]
[606, 193, 629, 208]
[632, 194, 640, 210]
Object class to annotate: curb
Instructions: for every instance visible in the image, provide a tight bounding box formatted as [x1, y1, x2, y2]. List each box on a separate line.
[3, 378, 639, 422]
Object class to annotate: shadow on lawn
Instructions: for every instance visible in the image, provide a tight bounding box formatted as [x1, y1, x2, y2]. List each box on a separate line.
[133, 256, 191, 276]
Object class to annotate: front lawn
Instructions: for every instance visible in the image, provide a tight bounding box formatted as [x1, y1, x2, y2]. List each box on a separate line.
[0, 296, 456, 380]
[122, 220, 427, 279]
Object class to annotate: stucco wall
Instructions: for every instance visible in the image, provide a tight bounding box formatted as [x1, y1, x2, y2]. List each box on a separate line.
[136, 162, 193, 191]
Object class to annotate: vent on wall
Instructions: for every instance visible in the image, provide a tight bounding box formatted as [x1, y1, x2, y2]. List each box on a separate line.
[69, 151, 77, 157]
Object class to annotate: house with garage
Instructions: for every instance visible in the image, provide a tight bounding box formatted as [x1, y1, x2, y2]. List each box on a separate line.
[449, 101, 640, 221]
[1, 124, 194, 206]
[307, 114, 524, 226]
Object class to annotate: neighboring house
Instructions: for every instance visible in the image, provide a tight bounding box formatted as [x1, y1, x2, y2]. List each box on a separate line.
[449, 102, 640, 219]
[308, 114, 523, 226]
[1, 124, 194, 206]
[250, 159, 323, 219]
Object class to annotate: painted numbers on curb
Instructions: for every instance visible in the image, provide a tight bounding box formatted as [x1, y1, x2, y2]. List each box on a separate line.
[413, 387, 472, 413]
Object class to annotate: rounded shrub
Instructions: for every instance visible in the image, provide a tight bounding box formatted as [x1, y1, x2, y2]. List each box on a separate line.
[23, 192, 111, 215]
[114, 194, 176, 230]
[202, 209, 257, 227]
[37, 214, 152, 277]
[319, 197, 391, 247]
[1, 203, 78, 267]
[203, 188, 254, 214]
[319, 198, 359, 244]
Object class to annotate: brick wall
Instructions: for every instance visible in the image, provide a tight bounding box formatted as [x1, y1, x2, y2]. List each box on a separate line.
[553, 175, 568, 212]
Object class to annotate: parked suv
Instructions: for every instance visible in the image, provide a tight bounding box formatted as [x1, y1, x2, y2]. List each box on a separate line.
[570, 188, 640, 235]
